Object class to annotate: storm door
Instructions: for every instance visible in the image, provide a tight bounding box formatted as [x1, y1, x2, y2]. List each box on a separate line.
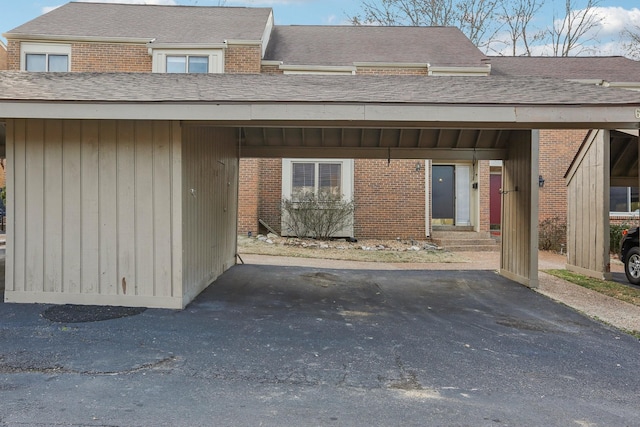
[432, 165, 455, 225]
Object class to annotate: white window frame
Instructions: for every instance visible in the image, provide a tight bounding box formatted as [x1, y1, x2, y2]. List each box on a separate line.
[151, 49, 224, 73]
[282, 159, 354, 201]
[20, 42, 71, 72]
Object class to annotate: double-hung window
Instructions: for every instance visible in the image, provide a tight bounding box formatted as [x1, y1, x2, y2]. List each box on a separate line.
[281, 158, 354, 237]
[291, 162, 342, 200]
[166, 55, 209, 74]
[21, 43, 71, 72]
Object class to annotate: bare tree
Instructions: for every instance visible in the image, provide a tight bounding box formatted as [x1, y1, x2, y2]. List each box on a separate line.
[350, 0, 504, 49]
[622, 25, 640, 60]
[350, 0, 457, 26]
[547, 0, 603, 56]
[456, 0, 502, 50]
[497, 0, 545, 56]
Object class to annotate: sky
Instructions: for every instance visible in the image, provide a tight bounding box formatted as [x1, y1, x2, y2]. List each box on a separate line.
[0, 0, 639, 56]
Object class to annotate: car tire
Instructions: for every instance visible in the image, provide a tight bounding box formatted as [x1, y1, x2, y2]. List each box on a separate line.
[624, 246, 640, 285]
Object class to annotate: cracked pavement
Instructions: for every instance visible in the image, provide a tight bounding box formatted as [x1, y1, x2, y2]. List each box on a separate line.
[1, 262, 640, 426]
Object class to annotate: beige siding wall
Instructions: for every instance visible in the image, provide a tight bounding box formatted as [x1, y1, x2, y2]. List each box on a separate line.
[500, 130, 539, 287]
[181, 126, 238, 305]
[566, 129, 611, 279]
[4, 119, 184, 308]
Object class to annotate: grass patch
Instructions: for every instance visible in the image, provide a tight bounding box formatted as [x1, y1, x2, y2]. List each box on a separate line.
[544, 269, 640, 308]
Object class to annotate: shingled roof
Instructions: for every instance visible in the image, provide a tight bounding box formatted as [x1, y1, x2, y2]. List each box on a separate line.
[1, 72, 639, 105]
[264, 26, 488, 67]
[4, 2, 273, 44]
[489, 56, 640, 83]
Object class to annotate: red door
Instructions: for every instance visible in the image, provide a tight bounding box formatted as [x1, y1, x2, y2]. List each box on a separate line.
[490, 174, 502, 228]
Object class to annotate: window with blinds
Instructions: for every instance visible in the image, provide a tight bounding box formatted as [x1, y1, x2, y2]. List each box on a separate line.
[292, 162, 341, 199]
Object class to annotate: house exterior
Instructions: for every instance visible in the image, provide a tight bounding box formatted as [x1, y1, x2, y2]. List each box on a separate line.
[1, 2, 639, 308]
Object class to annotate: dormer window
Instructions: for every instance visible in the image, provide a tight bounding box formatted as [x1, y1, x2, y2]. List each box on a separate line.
[166, 55, 209, 74]
[21, 42, 71, 72]
[151, 49, 224, 73]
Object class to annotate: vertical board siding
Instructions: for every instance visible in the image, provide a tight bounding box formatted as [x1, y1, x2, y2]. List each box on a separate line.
[134, 122, 156, 296]
[566, 130, 611, 279]
[181, 126, 239, 303]
[152, 122, 173, 297]
[25, 119, 45, 293]
[80, 121, 100, 294]
[62, 121, 82, 294]
[43, 120, 64, 293]
[5, 119, 182, 307]
[116, 122, 137, 297]
[500, 130, 538, 286]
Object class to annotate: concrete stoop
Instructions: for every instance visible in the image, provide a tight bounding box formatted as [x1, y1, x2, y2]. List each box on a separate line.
[430, 229, 500, 252]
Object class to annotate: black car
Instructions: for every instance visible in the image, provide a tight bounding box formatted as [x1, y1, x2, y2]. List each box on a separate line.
[620, 227, 640, 285]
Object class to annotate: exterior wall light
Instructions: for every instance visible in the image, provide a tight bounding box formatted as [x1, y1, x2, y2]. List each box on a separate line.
[539, 175, 545, 187]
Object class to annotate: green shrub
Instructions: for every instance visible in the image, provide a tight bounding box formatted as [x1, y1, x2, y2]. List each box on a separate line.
[610, 222, 631, 253]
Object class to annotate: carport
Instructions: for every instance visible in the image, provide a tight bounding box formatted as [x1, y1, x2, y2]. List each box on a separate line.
[0, 72, 639, 308]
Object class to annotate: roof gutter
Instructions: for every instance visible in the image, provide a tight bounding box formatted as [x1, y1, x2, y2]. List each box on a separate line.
[353, 62, 428, 69]
[148, 42, 228, 50]
[3, 33, 153, 44]
[428, 65, 491, 76]
[278, 64, 357, 74]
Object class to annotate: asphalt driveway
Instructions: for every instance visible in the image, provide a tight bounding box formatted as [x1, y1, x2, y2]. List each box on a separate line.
[1, 264, 639, 426]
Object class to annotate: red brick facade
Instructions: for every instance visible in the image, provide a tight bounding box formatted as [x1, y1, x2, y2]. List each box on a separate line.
[225, 45, 262, 74]
[538, 129, 588, 224]
[6, 41, 19, 71]
[354, 159, 426, 239]
[71, 43, 151, 72]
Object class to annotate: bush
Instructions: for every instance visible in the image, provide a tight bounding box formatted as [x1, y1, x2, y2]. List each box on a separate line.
[610, 222, 631, 254]
[538, 216, 567, 251]
[281, 192, 354, 240]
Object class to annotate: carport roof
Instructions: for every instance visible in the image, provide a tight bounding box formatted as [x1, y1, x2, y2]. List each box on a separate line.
[0, 72, 639, 129]
[1, 71, 640, 104]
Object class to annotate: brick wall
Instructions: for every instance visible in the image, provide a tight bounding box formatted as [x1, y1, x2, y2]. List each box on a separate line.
[539, 129, 588, 225]
[257, 158, 283, 234]
[225, 45, 262, 74]
[238, 158, 260, 235]
[354, 159, 426, 239]
[0, 44, 7, 70]
[260, 64, 283, 74]
[71, 43, 151, 72]
[6, 40, 19, 70]
[478, 160, 490, 232]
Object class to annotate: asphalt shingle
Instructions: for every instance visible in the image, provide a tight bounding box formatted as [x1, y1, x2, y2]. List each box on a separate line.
[1, 72, 640, 106]
[5, 2, 272, 44]
[264, 26, 488, 67]
[489, 56, 640, 83]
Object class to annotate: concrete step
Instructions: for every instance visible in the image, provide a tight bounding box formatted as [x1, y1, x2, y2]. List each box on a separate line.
[430, 229, 500, 251]
[433, 238, 498, 247]
[431, 231, 492, 240]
